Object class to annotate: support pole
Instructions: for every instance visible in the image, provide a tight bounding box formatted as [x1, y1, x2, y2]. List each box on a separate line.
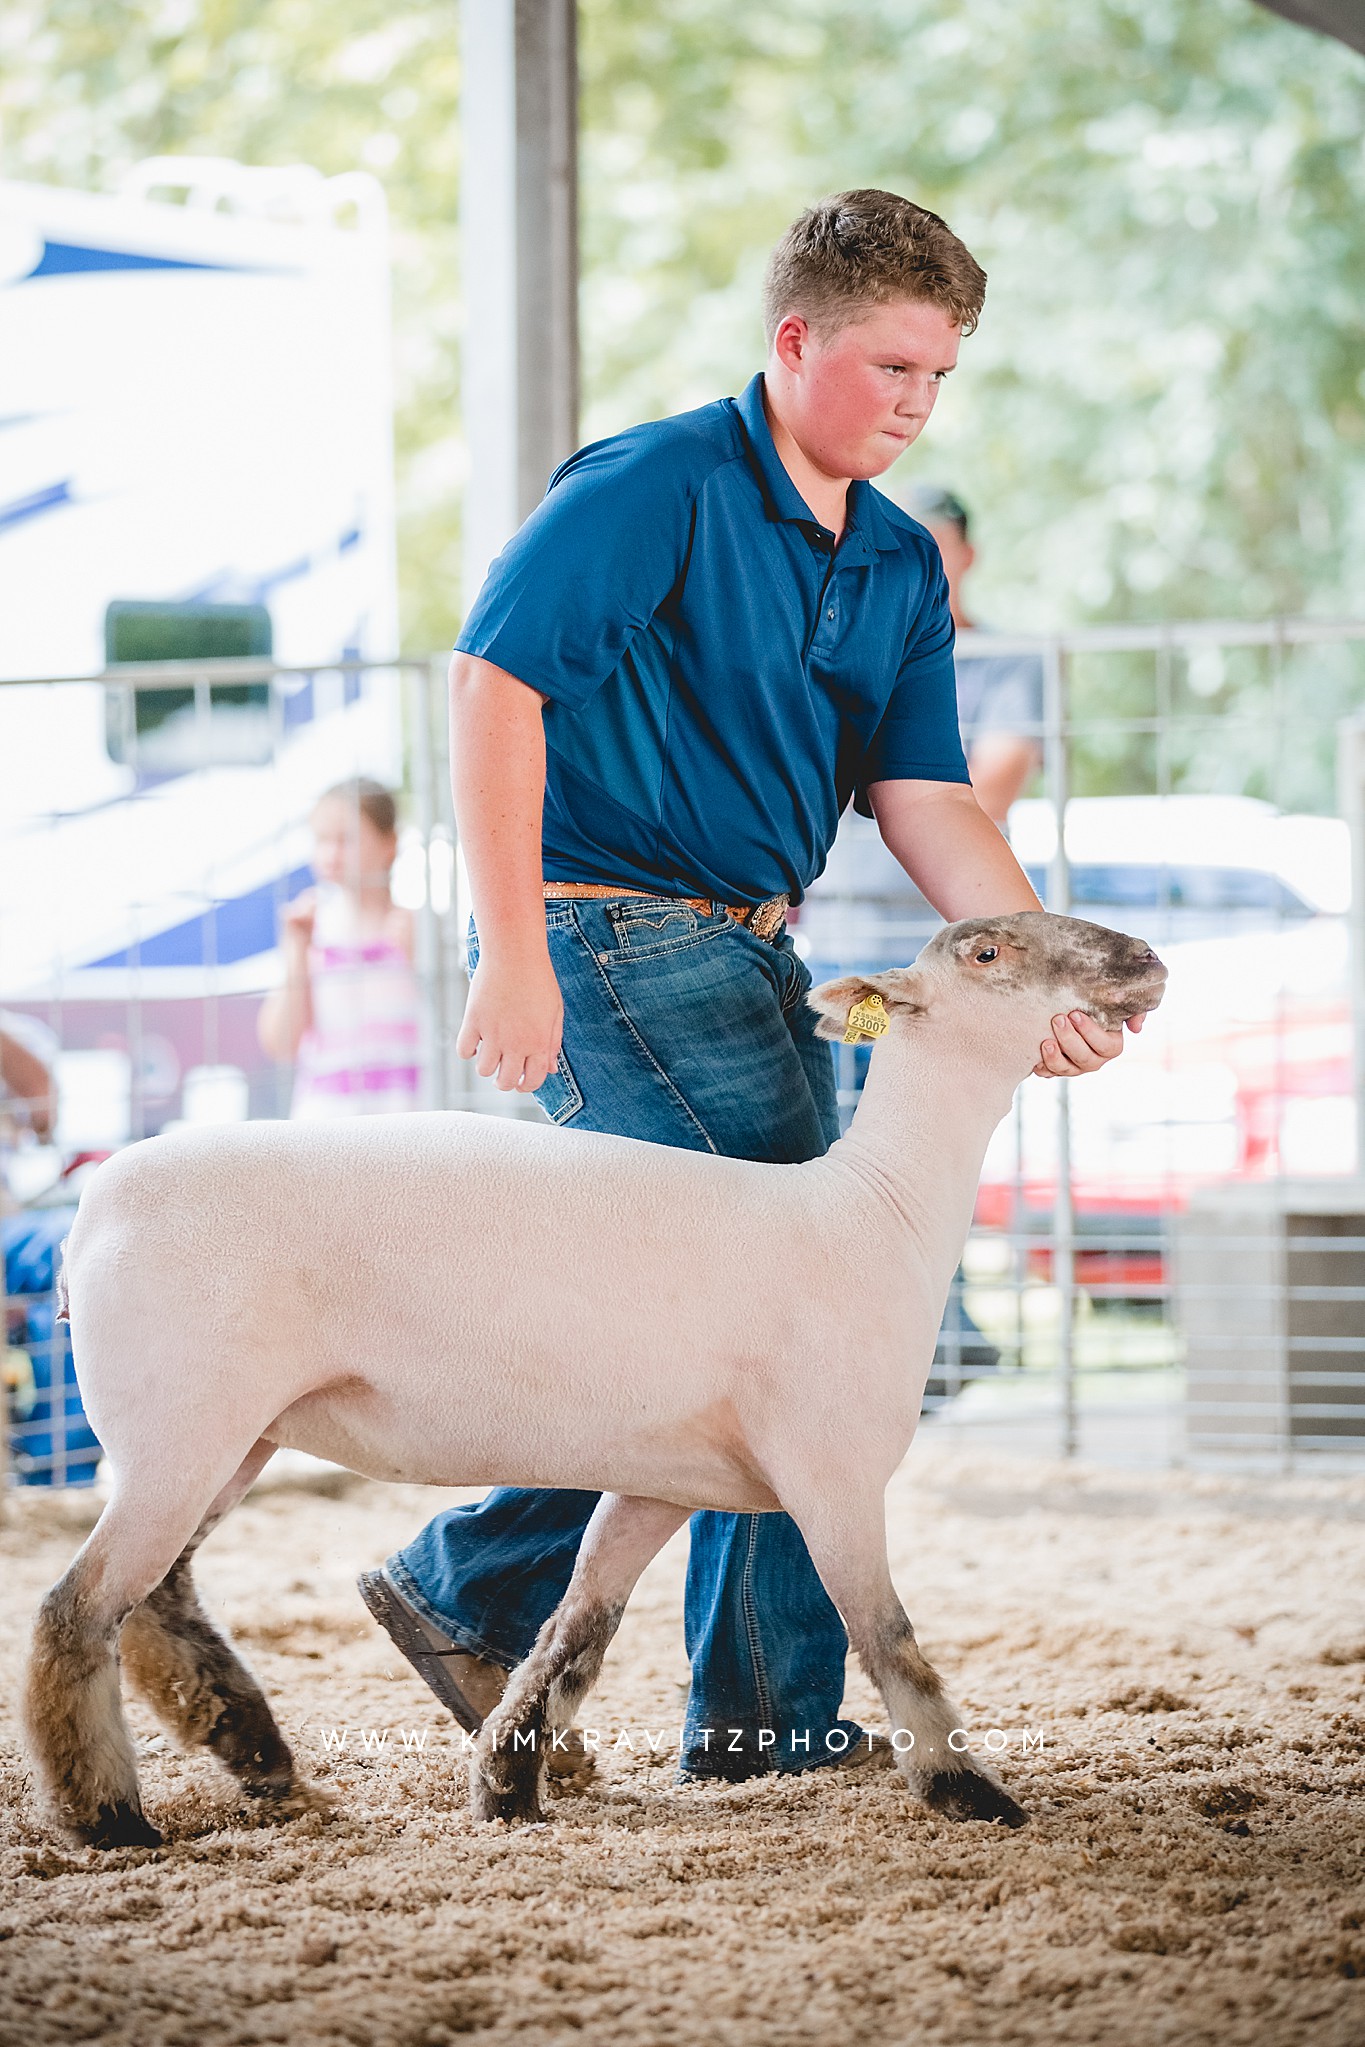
[461, 0, 580, 609]
[1337, 714, 1365, 1180]
[1043, 638, 1077, 1458]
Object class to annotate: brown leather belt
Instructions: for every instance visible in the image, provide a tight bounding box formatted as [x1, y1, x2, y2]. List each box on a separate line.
[543, 880, 790, 945]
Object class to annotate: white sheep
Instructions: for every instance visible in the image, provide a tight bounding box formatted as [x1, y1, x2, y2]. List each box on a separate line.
[24, 911, 1164, 1846]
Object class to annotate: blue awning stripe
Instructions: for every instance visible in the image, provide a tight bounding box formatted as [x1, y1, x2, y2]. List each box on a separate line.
[0, 479, 73, 534]
[25, 241, 250, 280]
[89, 865, 312, 970]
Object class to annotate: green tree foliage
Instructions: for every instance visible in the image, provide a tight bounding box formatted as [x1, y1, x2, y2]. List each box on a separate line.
[4, 0, 1362, 797]
[578, 0, 1365, 805]
[581, 0, 1364, 628]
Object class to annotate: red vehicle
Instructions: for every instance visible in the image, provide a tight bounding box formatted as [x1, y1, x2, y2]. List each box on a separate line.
[974, 919, 1353, 1304]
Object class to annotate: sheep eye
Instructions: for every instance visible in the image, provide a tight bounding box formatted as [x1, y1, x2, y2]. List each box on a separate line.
[974, 947, 999, 963]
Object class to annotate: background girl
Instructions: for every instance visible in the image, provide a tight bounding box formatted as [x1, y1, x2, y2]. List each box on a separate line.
[258, 778, 422, 1118]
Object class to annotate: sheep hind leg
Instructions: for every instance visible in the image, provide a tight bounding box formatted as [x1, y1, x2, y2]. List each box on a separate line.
[119, 1441, 304, 1812]
[24, 1438, 288, 1849]
[780, 1482, 1028, 1829]
[22, 1455, 252, 1852]
[470, 1494, 688, 1825]
[24, 1532, 163, 1851]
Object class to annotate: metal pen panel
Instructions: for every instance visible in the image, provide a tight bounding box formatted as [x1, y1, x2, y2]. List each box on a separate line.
[6, 623, 1365, 1486]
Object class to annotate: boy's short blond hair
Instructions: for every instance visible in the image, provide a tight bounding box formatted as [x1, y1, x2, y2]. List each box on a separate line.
[762, 189, 986, 347]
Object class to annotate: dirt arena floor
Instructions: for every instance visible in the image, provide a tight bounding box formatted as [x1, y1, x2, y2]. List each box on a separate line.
[2, 1439, 1364, 2047]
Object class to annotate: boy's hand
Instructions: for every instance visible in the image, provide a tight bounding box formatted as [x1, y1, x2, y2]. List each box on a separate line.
[1034, 1008, 1144, 1079]
[458, 950, 564, 1093]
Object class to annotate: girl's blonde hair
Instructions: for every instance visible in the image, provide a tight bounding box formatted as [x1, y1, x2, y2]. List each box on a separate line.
[316, 776, 398, 837]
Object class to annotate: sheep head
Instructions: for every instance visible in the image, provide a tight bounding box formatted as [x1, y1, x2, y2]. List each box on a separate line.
[809, 911, 1166, 1055]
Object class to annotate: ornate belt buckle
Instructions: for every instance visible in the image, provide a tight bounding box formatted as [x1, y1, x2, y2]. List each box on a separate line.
[749, 896, 788, 944]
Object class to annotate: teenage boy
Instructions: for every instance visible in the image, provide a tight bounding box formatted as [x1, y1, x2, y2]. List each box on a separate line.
[360, 190, 1140, 1782]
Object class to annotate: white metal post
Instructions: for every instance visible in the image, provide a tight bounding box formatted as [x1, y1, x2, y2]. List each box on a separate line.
[1337, 714, 1365, 1182]
[461, 0, 580, 609]
[1043, 637, 1077, 1457]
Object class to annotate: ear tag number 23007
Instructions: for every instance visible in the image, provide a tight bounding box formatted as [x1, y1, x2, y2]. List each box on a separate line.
[843, 991, 889, 1045]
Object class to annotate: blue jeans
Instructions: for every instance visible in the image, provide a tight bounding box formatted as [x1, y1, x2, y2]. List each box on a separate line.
[390, 896, 865, 1779]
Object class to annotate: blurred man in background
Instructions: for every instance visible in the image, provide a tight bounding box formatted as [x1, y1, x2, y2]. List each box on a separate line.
[907, 486, 1042, 826]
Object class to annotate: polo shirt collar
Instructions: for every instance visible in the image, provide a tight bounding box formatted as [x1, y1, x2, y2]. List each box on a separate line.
[734, 374, 902, 557]
[847, 478, 902, 554]
[735, 374, 821, 531]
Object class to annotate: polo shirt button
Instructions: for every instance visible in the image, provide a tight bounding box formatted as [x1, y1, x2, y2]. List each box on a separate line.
[826, 608, 835, 620]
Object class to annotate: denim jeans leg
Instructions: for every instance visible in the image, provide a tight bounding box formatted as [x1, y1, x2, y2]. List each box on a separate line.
[681, 1510, 865, 1781]
[389, 900, 859, 1773]
[387, 1488, 601, 1669]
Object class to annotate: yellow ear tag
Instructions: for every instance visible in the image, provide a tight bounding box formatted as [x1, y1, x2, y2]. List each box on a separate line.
[843, 991, 889, 1044]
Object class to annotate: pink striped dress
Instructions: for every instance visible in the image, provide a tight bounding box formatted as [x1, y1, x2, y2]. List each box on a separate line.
[290, 890, 423, 1119]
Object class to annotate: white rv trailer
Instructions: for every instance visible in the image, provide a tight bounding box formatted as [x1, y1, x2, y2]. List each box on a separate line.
[0, 162, 407, 1141]
[0, 156, 397, 683]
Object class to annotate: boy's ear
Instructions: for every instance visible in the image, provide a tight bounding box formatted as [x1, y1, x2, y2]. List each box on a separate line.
[807, 968, 926, 1042]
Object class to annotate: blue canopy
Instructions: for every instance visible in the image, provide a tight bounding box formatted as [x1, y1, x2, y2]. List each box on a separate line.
[89, 866, 311, 970]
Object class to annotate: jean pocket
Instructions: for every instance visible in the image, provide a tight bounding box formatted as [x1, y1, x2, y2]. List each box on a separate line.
[605, 897, 729, 960]
[535, 1049, 584, 1127]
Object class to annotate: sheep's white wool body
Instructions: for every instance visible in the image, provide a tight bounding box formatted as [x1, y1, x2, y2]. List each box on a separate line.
[63, 914, 1167, 1540]
[62, 1017, 1006, 1513]
[29, 914, 1167, 1844]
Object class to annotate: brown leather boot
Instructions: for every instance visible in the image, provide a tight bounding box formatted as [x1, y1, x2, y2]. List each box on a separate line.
[357, 1567, 595, 1783]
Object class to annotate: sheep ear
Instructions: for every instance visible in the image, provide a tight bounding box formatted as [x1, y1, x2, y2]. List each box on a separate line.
[808, 968, 926, 1041]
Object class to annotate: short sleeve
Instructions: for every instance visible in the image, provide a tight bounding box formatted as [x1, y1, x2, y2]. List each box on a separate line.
[853, 561, 970, 816]
[455, 434, 695, 711]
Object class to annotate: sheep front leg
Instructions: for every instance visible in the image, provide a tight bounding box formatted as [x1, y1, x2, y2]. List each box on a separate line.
[470, 1494, 688, 1825]
[781, 1484, 1028, 1829]
[864, 1612, 1027, 1826]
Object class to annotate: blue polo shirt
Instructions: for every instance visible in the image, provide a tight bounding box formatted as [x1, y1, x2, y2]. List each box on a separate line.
[456, 373, 968, 906]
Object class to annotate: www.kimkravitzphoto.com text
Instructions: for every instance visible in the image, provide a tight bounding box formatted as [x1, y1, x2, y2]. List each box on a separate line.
[312, 1724, 1050, 1759]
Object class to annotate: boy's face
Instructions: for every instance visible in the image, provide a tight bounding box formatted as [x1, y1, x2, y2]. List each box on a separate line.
[771, 297, 961, 482]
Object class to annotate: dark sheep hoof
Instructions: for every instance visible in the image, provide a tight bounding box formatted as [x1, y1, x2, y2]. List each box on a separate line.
[241, 1771, 303, 1804]
[79, 1801, 164, 1851]
[924, 1770, 1029, 1829]
[468, 1759, 545, 1826]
